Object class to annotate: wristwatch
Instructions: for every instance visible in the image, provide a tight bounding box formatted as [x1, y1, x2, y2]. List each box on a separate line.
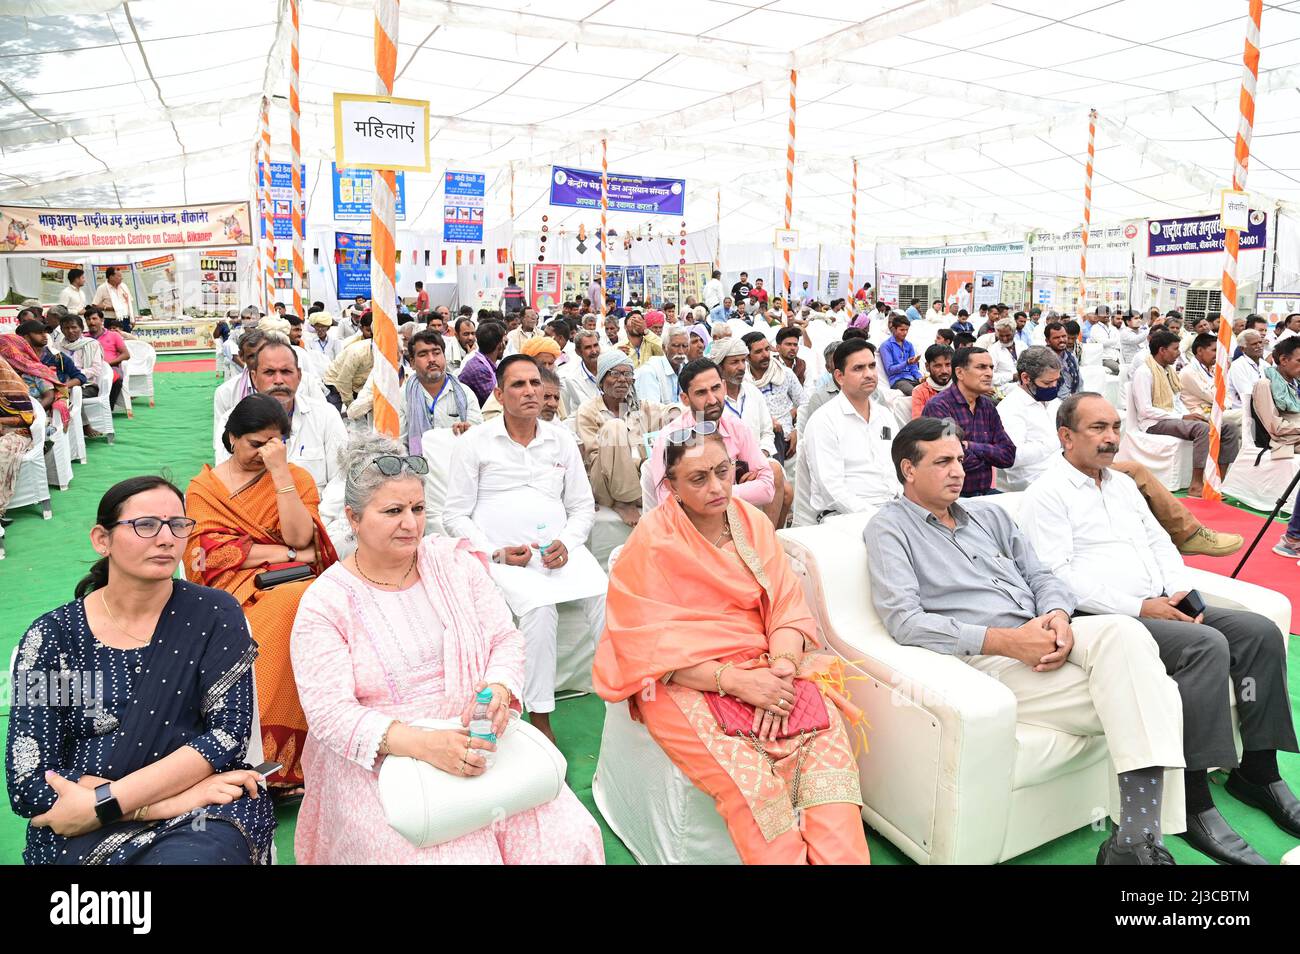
[286, 547, 297, 561]
[93, 783, 122, 824]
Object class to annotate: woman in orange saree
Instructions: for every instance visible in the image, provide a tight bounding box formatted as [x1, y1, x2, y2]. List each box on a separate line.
[184, 394, 337, 793]
[593, 429, 869, 864]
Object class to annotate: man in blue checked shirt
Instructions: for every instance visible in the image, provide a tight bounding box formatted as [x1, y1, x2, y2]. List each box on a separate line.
[880, 315, 923, 395]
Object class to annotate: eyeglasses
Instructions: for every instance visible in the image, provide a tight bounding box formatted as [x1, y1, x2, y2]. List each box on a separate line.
[603, 369, 634, 381]
[112, 516, 196, 539]
[666, 419, 719, 445]
[371, 455, 429, 476]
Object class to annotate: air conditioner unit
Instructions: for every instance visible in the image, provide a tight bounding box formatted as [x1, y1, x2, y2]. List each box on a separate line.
[898, 279, 938, 308]
[1183, 281, 1222, 325]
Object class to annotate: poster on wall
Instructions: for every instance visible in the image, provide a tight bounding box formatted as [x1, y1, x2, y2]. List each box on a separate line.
[1147, 211, 1268, 257]
[1255, 292, 1300, 325]
[562, 265, 591, 305]
[138, 254, 180, 318]
[198, 250, 239, 316]
[661, 264, 680, 309]
[549, 165, 686, 216]
[1, 202, 252, 253]
[877, 271, 908, 307]
[130, 319, 217, 354]
[531, 263, 561, 311]
[335, 232, 372, 299]
[1001, 272, 1027, 310]
[331, 163, 406, 220]
[825, 270, 841, 301]
[39, 258, 80, 302]
[973, 271, 1001, 311]
[944, 270, 974, 310]
[259, 163, 307, 241]
[443, 171, 485, 244]
[625, 265, 645, 305]
[644, 265, 662, 308]
[604, 266, 624, 308]
[678, 263, 708, 306]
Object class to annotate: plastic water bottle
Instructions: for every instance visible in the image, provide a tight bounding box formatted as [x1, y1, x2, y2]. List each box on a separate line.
[468, 686, 497, 769]
[535, 522, 553, 568]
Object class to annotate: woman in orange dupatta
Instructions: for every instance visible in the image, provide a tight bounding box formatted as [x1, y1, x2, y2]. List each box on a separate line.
[184, 394, 337, 793]
[594, 430, 869, 864]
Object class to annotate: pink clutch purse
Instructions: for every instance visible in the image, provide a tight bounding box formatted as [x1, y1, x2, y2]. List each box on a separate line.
[703, 678, 829, 739]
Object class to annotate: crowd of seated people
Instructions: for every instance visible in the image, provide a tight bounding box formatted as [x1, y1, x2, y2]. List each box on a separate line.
[8, 290, 1300, 867]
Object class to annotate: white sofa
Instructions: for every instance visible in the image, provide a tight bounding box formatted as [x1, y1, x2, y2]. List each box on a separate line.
[1116, 384, 1192, 491]
[1221, 398, 1300, 515]
[775, 492, 1290, 864]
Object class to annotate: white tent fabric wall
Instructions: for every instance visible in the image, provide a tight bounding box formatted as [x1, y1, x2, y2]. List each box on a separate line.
[4, 1, 1300, 291]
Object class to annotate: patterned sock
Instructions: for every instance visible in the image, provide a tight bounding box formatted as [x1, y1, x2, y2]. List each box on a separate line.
[1238, 749, 1282, 785]
[1116, 768, 1164, 847]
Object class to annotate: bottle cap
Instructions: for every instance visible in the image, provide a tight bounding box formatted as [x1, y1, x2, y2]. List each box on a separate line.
[476, 686, 494, 703]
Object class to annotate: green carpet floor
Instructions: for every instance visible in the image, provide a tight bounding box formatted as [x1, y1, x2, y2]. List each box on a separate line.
[2, 357, 1297, 865]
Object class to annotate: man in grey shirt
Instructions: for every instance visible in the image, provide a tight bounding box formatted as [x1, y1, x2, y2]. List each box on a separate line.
[864, 416, 1186, 865]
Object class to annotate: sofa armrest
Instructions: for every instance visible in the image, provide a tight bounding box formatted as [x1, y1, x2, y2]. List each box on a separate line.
[1187, 567, 1292, 647]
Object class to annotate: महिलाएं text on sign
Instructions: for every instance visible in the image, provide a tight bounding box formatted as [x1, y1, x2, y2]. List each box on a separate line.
[333, 93, 430, 173]
[0, 203, 252, 253]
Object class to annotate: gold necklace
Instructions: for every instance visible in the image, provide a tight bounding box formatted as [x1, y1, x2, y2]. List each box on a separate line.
[99, 590, 151, 644]
[354, 550, 417, 588]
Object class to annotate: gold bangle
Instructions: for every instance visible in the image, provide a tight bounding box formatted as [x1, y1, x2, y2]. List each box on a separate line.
[378, 721, 395, 756]
[275, 485, 296, 494]
[714, 662, 735, 697]
[134, 805, 150, 822]
[769, 651, 801, 669]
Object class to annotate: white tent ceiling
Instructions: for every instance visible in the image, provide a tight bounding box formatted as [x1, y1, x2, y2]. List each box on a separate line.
[2, 0, 1300, 244]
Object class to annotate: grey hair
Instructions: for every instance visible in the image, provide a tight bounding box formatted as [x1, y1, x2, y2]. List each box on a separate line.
[994, 316, 1016, 333]
[399, 321, 418, 339]
[1056, 390, 1104, 430]
[340, 432, 417, 515]
[665, 325, 689, 342]
[1240, 329, 1263, 345]
[573, 328, 600, 347]
[1015, 345, 1061, 382]
[693, 305, 708, 322]
[241, 305, 261, 320]
[823, 340, 842, 358]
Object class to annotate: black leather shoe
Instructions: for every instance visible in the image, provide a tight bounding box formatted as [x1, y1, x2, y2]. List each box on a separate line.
[1097, 830, 1175, 865]
[1225, 771, 1300, 838]
[1179, 808, 1269, 865]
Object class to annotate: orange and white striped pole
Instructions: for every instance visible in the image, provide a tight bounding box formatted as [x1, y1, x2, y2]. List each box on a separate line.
[850, 158, 858, 302]
[1079, 107, 1097, 313]
[258, 96, 275, 312]
[600, 137, 608, 317]
[289, 0, 304, 318]
[370, 0, 401, 438]
[714, 189, 721, 271]
[508, 161, 515, 280]
[1206, 0, 1263, 500]
[783, 69, 797, 300]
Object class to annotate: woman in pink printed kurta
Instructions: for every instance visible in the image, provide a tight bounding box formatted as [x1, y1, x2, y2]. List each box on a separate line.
[290, 532, 604, 864]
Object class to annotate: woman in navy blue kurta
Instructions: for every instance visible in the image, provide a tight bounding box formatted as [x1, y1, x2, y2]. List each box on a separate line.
[4, 476, 275, 865]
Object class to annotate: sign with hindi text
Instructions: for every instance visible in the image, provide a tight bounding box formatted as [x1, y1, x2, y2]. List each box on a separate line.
[335, 231, 372, 299]
[1147, 211, 1268, 257]
[332, 163, 406, 220]
[333, 93, 430, 173]
[443, 172, 485, 243]
[0, 202, 251, 253]
[549, 164, 685, 216]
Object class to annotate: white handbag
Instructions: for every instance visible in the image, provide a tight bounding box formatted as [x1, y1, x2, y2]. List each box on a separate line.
[377, 717, 568, 848]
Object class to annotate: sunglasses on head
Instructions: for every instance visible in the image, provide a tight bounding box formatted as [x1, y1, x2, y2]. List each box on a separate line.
[371, 455, 429, 476]
[667, 419, 719, 445]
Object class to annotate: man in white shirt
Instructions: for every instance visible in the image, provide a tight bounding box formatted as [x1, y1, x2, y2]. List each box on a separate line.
[986, 318, 1019, 389]
[1228, 330, 1267, 410]
[744, 331, 804, 463]
[634, 325, 689, 406]
[1180, 332, 1243, 435]
[214, 339, 347, 491]
[1017, 392, 1299, 866]
[926, 299, 946, 326]
[503, 307, 541, 356]
[213, 330, 269, 455]
[306, 313, 343, 365]
[704, 269, 725, 320]
[443, 355, 607, 743]
[1085, 305, 1121, 372]
[58, 267, 87, 312]
[91, 266, 134, 324]
[1118, 311, 1149, 366]
[995, 345, 1062, 491]
[561, 329, 601, 415]
[713, 336, 776, 457]
[802, 338, 900, 519]
[1131, 329, 1239, 496]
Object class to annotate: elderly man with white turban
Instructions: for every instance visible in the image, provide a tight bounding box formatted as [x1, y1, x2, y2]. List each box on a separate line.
[574, 350, 680, 527]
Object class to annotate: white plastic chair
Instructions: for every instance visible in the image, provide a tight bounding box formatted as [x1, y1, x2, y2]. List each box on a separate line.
[80, 355, 116, 445]
[124, 340, 157, 407]
[43, 404, 73, 491]
[63, 385, 86, 465]
[112, 368, 133, 417]
[1115, 382, 1192, 491]
[10, 401, 51, 519]
[1221, 396, 1300, 514]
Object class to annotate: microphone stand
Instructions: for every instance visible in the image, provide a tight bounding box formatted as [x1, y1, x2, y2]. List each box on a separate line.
[1231, 467, 1300, 578]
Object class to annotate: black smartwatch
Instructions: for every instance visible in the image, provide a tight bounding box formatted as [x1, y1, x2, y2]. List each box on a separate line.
[93, 782, 122, 824]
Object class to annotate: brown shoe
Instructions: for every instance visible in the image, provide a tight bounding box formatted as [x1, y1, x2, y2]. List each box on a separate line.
[1178, 526, 1243, 558]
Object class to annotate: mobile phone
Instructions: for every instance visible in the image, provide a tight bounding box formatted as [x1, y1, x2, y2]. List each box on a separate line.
[1174, 589, 1206, 619]
[251, 760, 283, 778]
[735, 459, 750, 481]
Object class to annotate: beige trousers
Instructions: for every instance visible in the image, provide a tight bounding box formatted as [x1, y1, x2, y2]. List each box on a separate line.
[588, 417, 646, 507]
[966, 613, 1187, 832]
